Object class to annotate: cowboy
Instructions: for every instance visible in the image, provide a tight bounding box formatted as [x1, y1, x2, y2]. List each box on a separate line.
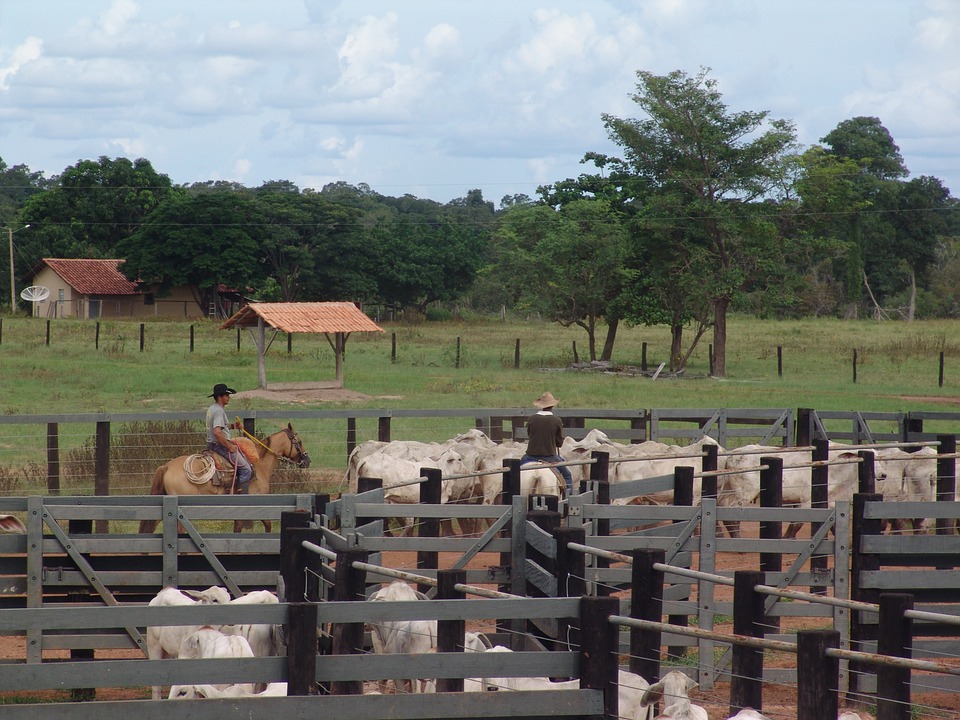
[205, 383, 253, 493]
[520, 391, 574, 494]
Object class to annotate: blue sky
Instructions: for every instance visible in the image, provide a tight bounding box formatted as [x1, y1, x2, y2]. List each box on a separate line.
[1, 0, 958, 204]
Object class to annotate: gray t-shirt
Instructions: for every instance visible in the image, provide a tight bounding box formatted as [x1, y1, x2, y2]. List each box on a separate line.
[206, 402, 230, 445]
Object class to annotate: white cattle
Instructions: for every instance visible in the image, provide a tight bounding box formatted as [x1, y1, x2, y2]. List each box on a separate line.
[221, 590, 282, 661]
[874, 447, 939, 533]
[726, 710, 771, 720]
[640, 669, 707, 720]
[613, 437, 723, 506]
[480, 664, 654, 720]
[719, 444, 861, 539]
[367, 581, 437, 693]
[357, 448, 469, 536]
[146, 585, 232, 700]
[0, 515, 26, 533]
[169, 681, 287, 699]
[172, 626, 256, 697]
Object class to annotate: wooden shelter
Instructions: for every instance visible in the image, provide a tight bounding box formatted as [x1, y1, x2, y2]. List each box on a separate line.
[220, 302, 384, 389]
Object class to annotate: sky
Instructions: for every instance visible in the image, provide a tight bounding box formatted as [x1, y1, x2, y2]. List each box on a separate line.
[1, 0, 959, 205]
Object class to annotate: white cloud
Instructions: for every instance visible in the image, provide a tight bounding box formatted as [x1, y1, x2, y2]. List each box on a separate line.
[0, 37, 43, 91]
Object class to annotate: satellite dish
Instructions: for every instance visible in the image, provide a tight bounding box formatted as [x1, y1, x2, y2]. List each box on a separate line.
[20, 285, 50, 302]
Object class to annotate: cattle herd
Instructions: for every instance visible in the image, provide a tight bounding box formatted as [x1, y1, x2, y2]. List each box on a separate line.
[340, 427, 952, 539]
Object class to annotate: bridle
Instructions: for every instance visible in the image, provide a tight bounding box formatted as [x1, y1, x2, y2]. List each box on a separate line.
[282, 426, 311, 468]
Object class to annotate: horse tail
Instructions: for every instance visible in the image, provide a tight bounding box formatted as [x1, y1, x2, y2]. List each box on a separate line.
[138, 465, 167, 534]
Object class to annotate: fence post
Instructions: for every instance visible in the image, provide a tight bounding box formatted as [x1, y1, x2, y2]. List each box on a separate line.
[189, 324, 194, 352]
[95, 321, 100, 350]
[858, 450, 876, 494]
[455, 336, 461, 369]
[46, 319, 50, 345]
[777, 345, 783, 378]
[417, 466, 442, 594]
[730, 570, 765, 716]
[391, 332, 397, 363]
[555, 526, 586, 651]
[579, 596, 619, 720]
[797, 629, 840, 720]
[287, 602, 319, 696]
[514, 338, 520, 369]
[46, 423, 60, 495]
[590, 452, 611, 596]
[810, 438, 829, 594]
[701, 444, 718, 500]
[280, 513, 320, 603]
[667, 465, 694, 659]
[876, 593, 913, 720]
[436, 569, 466, 693]
[796, 407, 813, 446]
[641, 341, 647, 372]
[848, 492, 882, 706]
[377, 416, 391, 442]
[139, 322, 145, 351]
[94, 421, 110, 531]
[936, 434, 957, 537]
[939, 350, 945, 387]
[630, 548, 664, 687]
[759, 456, 783, 633]
[330, 548, 368, 695]
[347, 417, 357, 457]
[527, 503, 562, 650]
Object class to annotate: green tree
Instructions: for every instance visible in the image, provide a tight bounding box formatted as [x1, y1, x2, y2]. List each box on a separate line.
[514, 199, 628, 361]
[19, 156, 176, 262]
[590, 68, 797, 376]
[115, 192, 267, 315]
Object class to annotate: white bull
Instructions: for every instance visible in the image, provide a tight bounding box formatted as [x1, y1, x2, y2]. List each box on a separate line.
[367, 581, 437, 694]
[720, 444, 861, 539]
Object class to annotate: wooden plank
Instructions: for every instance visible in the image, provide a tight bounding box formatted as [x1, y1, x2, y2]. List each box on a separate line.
[0, 691, 604, 720]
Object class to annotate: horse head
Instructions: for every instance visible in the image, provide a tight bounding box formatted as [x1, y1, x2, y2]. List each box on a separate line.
[282, 423, 311, 468]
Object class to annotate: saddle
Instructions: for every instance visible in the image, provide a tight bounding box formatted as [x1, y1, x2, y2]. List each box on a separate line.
[183, 438, 259, 489]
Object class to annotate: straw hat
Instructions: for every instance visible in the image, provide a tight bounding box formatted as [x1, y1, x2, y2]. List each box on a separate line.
[533, 391, 559, 409]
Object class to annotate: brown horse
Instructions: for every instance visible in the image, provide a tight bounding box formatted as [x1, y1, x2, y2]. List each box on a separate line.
[139, 423, 310, 533]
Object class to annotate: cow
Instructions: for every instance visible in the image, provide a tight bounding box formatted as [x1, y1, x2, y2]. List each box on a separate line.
[367, 581, 437, 693]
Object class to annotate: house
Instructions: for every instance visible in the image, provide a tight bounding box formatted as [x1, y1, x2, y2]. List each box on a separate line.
[27, 258, 217, 319]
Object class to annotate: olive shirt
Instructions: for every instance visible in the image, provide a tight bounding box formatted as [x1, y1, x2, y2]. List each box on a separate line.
[525, 411, 564, 456]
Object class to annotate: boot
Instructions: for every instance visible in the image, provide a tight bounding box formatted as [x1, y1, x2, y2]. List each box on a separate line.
[233, 481, 248, 495]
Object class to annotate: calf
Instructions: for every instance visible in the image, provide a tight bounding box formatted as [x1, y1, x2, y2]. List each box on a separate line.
[146, 585, 232, 700]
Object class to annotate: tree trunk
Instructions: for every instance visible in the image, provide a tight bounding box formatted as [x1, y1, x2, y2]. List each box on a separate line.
[907, 268, 916, 321]
[600, 317, 619, 362]
[712, 297, 729, 377]
[587, 316, 597, 361]
[670, 324, 683, 372]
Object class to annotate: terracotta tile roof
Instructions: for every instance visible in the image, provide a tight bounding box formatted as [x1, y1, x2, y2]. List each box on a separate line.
[220, 302, 384, 334]
[42, 258, 139, 295]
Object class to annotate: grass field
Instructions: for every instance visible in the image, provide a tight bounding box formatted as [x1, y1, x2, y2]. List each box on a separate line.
[1, 312, 959, 496]
[2, 312, 959, 415]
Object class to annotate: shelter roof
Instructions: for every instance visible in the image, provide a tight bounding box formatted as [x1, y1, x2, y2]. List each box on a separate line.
[220, 302, 384, 334]
[39, 258, 139, 295]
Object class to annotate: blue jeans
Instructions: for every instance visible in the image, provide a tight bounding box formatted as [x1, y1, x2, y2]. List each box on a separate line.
[209, 443, 253, 486]
[521, 454, 574, 493]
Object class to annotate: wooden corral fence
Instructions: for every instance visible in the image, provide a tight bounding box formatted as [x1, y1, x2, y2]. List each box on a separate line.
[6, 407, 960, 497]
[1, 435, 960, 714]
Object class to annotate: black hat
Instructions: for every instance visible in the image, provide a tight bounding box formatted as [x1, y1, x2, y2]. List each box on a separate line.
[208, 383, 237, 398]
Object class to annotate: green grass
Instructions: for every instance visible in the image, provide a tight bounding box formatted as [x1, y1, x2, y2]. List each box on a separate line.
[1, 312, 959, 494]
[3, 313, 959, 415]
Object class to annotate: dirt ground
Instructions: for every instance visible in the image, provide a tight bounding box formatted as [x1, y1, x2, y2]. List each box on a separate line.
[233, 383, 400, 404]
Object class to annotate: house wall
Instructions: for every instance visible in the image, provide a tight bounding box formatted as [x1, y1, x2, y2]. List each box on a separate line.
[28, 268, 207, 319]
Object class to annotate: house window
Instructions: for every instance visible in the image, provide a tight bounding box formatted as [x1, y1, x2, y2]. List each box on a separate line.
[58, 289, 64, 302]
[144, 293, 155, 306]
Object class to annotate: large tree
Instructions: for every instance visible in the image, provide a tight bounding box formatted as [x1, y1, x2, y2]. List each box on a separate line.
[115, 192, 267, 315]
[513, 199, 628, 361]
[589, 68, 797, 376]
[18, 156, 175, 262]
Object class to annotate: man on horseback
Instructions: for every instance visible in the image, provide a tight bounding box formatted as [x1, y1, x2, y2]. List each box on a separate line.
[521, 391, 574, 494]
[205, 383, 253, 494]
